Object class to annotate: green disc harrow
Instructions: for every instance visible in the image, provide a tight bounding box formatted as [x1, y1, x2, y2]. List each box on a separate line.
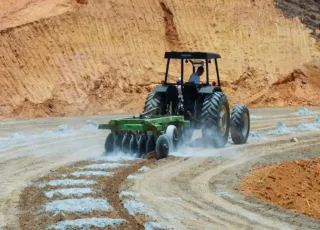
[98, 115, 191, 159]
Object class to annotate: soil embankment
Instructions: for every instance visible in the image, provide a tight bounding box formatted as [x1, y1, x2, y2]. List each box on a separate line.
[240, 158, 320, 219]
[0, 0, 319, 119]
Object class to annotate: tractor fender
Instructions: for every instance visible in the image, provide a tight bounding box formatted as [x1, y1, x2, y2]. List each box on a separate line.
[154, 85, 168, 93]
[199, 85, 222, 94]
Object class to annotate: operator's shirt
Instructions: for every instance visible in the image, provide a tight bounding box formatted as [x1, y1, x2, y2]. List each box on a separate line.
[188, 72, 200, 84]
[177, 85, 182, 96]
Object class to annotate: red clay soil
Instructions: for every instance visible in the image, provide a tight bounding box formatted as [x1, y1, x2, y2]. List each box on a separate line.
[240, 158, 320, 219]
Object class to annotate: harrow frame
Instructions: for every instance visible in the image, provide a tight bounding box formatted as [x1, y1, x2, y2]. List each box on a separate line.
[98, 115, 191, 159]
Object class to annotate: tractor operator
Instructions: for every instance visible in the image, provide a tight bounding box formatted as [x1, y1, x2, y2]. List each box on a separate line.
[188, 66, 204, 84]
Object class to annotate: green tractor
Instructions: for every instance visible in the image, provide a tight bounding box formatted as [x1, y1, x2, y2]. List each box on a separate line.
[99, 52, 250, 159]
[143, 51, 250, 148]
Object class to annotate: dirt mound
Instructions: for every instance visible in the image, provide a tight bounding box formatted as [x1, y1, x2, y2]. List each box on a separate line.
[230, 65, 320, 107]
[240, 158, 320, 219]
[272, 69, 308, 86]
[229, 67, 270, 106]
[276, 0, 320, 40]
[254, 66, 320, 106]
[0, 0, 319, 119]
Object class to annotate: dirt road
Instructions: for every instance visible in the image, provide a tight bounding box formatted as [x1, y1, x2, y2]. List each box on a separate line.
[1, 107, 320, 229]
[132, 108, 320, 230]
[0, 114, 132, 229]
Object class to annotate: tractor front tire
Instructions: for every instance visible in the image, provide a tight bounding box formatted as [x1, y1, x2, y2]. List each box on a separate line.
[200, 92, 230, 148]
[231, 104, 250, 144]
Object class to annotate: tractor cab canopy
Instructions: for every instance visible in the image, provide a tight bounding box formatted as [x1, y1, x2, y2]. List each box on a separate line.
[164, 52, 221, 59]
[163, 52, 221, 86]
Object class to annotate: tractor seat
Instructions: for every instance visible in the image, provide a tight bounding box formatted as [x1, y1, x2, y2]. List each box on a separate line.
[166, 85, 179, 102]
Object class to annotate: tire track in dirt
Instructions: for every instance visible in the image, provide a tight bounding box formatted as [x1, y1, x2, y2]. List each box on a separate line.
[19, 158, 152, 230]
[190, 133, 320, 229]
[250, 114, 319, 131]
[0, 123, 108, 229]
[131, 114, 320, 229]
[0, 109, 319, 229]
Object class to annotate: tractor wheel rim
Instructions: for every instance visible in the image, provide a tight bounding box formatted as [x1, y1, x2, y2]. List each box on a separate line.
[219, 105, 227, 135]
[242, 112, 249, 137]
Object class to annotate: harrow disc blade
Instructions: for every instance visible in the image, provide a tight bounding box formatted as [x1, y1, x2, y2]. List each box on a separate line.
[114, 133, 123, 152]
[137, 135, 147, 158]
[122, 133, 131, 154]
[129, 134, 138, 154]
[104, 133, 114, 154]
[146, 136, 155, 154]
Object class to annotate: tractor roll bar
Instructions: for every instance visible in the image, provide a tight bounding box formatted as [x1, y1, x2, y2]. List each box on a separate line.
[164, 55, 221, 86]
[165, 58, 170, 83]
[215, 59, 221, 86]
[206, 59, 209, 84]
[181, 59, 184, 84]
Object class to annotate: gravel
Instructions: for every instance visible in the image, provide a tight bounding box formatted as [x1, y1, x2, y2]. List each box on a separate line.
[45, 197, 112, 214]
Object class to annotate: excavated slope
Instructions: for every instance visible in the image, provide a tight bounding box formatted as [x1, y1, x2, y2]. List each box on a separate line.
[276, 0, 320, 40]
[0, 0, 319, 119]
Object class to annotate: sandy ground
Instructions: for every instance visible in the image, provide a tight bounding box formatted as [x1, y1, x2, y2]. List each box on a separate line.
[0, 113, 134, 229]
[129, 107, 320, 230]
[0, 107, 319, 229]
[19, 158, 152, 229]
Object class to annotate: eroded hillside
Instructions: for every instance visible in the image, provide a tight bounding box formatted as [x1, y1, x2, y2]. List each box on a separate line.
[276, 0, 320, 40]
[0, 0, 319, 119]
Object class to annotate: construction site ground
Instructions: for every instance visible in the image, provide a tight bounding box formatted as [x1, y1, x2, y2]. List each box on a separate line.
[1, 107, 320, 229]
[1, 0, 320, 229]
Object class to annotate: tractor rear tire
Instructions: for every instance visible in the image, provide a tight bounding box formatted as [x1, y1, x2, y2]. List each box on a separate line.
[231, 104, 250, 144]
[200, 92, 230, 148]
[143, 92, 163, 115]
[156, 134, 170, 159]
[104, 133, 114, 154]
